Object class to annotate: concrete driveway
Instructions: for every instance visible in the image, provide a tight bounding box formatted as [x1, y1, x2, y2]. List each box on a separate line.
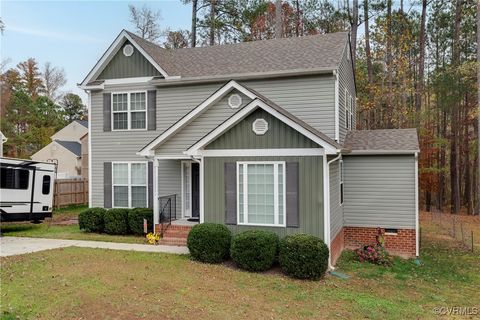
[0, 236, 189, 257]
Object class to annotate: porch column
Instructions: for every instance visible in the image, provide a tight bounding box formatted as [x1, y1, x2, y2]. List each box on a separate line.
[199, 156, 204, 223]
[153, 158, 159, 231]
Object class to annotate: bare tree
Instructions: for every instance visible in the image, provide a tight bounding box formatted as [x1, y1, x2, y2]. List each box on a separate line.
[275, 0, 283, 39]
[163, 29, 190, 49]
[350, 0, 358, 68]
[128, 4, 162, 42]
[415, 0, 427, 118]
[0, 17, 4, 34]
[42, 62, 66, 103]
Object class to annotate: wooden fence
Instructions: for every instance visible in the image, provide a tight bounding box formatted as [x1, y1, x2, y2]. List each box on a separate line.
[54, 178, 88, 208]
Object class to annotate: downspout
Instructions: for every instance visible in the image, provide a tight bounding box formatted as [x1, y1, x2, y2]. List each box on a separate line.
[414, 152, 419, 256]
[325, 153, 342, 270]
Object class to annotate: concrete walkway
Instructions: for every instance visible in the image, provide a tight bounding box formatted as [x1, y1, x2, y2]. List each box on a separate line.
[0, 236, 189, 257]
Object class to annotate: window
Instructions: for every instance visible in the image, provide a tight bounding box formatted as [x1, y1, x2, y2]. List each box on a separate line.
[237, 162, 285, 227]
[350, 96, 354, 130]
[1, 168, 29, 190]
[339, 160, 344, 205]
[112, 92, 147, 130]
[345, 89, 350, 130]
[42, 175, 51, 195]
[112, 162, 148, 208]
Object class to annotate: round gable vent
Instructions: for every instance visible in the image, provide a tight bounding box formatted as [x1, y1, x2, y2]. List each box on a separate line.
[123, 44, 134, 57]
[252, 118, 268, 135]
[228, 93, 242, 109]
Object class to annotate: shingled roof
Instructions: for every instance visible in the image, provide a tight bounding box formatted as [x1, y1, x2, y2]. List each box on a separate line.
[56, 140, 82, 157]
[344, 129, 419, 154]
[126, 31, 348, 79]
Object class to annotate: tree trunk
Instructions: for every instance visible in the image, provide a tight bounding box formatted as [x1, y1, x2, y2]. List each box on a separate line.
[275, 0, 283, 39]
[476, 0, 480, 215]
[209, 0, 216, 46]
[364, 0, 374, 129]
[295, 0, 300, 37]
[191, 0, 198, 47]
[450, 0, 462, 214]
[351, 0, 358, 68]
[386, 0, 393, 128]
[415, 0, 427, 122]
[464, 105, 472, 214]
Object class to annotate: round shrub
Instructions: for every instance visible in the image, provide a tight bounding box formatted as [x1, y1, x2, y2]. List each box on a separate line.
[187, 223, 231, 263]
[279, 234, 329, 280]
[104, 208, 130, 235]
[231, 230, 279, 272]
[128, 208, 153, 235]
[78, 208, 106, 233]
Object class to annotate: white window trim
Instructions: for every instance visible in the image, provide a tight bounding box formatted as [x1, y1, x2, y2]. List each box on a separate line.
[111, 91, 148, 131]
[112, 161, 148, 208]
[339, 160, 344, 206]
[236, 161, 286, 228]
[181, 160, 193, 218]
[344, 88, 350, 130]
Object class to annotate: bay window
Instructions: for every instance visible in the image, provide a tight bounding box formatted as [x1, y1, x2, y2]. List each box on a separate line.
[112, 162, 148, 208]
[237, 162, 286, 227]
[112, 92, 147, 130]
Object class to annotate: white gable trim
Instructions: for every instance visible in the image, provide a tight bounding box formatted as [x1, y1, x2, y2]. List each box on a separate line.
[137, 80, 257, 156]
[191, 148, 325, 157]
[79, 30, 171, 88]
[185, 99, 339, 156]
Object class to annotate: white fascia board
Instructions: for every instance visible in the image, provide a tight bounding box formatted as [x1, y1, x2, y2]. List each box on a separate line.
[80, 30, 171, 87]
[186, 99, 338, 155]
[346, 150, 420, 155]
[189, 148, 325, 157]
[138, 80, 257, 156]
[104, 77, 154, 86]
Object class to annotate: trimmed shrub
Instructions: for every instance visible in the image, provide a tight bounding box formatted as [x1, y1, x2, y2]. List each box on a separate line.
[187, 223, 231, 263]
[128, 208, 153, 235]
[231, 230, 279, 272]
[104, 208, 130, 235]
[78, 208, 106, 233]
[279, 234, 329, 280]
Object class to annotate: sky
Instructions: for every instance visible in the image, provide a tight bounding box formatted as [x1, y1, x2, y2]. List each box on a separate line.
[1, 0, 191, 103]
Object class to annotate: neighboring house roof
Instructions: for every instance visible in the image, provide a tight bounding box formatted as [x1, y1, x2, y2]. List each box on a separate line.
[127, 31, 348, 79]
[75, 120, 89, 128]
[343, 129, 419, 154]
[56, 140, 82, 157]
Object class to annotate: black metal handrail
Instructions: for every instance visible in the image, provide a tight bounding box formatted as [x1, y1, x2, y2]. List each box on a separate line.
[159, 194, 176, 237]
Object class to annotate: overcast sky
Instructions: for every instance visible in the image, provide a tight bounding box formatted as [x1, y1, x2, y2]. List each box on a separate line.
[1, 0, 191, 103]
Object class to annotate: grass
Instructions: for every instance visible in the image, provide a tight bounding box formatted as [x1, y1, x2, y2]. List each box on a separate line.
[1, 217, 479, 319]
[0, 205, 145, 244]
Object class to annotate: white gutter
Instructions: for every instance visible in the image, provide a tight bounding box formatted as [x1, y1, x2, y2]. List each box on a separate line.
[325, 153, 342, 270]
[414, 152, 419, 256]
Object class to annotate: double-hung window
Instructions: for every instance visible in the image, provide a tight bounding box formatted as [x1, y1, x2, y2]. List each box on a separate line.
[112, 162, 148, 208]
[345, 89, 350, 130]
[237, 162, 286, 227]
[112, 92, 147, 130]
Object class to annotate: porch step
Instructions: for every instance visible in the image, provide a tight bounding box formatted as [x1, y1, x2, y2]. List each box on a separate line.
[159, 224, 192, 246]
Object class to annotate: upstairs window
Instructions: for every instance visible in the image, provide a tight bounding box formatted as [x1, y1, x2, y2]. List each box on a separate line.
[340, 160, 344, 205]
[345, 89, 350, 130]
[112, 92, 146, 130]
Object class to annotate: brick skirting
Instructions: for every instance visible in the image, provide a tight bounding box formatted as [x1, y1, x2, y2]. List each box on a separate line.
[344, 226, 416, 258]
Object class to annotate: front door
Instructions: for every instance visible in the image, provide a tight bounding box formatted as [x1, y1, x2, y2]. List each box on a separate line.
[182, 161, 200, 219]
[191, 163, 200, 218]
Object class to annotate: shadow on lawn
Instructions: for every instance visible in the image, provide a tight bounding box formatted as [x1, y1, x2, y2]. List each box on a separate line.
[1, 223, 42, 234]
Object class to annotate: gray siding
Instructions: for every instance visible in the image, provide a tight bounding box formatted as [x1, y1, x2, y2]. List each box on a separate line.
[97, 41, 162, 80]
[343, 155, 416, 229]
[206, 108, 319, 149]
[204, 156, 324, 239]
[329, 160, 343, 239]
[338, 42, 356, 144]
[158, 159, 182, 219]
[156, 91, 251, 154]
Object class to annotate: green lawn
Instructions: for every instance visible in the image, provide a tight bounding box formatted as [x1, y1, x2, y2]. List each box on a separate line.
[0, 205, 145, 244]
[1, 220, 479, 319]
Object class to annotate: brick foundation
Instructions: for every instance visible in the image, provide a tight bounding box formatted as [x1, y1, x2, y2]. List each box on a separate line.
[330, 228, 344, 265]
[344, 226, 416, 258]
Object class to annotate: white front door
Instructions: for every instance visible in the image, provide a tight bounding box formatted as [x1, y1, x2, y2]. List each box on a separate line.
[182, 161, 192, 218]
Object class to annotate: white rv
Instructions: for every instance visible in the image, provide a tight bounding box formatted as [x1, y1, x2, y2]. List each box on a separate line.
[0, 157, 56, 222]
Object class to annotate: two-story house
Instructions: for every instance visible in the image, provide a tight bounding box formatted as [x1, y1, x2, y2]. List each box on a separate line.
[79, 30, 419, 265]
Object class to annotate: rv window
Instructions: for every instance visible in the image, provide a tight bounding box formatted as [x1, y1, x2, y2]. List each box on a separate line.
[1, 168, 29, 190]
[42, 175, 51, 194]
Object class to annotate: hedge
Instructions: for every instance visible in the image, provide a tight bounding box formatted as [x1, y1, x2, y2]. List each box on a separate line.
[128, 208, 153, 235]
[104, 208, 130, 235]
[279, 234, 329, 280]
[230, 230, 279, 272]
[187, 223, 231, 263]
[78, 208, 106, 233]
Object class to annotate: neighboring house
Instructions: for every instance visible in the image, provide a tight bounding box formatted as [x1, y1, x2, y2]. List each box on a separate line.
[31, 120, 88, 179]
[0, 131, 6, 156]
[79, 30, 419, 265]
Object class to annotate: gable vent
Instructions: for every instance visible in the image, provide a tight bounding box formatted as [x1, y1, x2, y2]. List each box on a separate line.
[252, 118, 268, 135]
[123, 44, 134, 57]
[228, 93, 242, 109]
